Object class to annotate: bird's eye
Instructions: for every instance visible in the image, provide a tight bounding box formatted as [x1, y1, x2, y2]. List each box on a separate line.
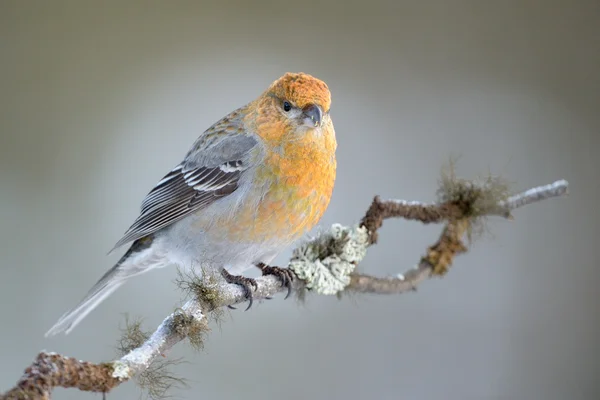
[283, 101, 292, 112]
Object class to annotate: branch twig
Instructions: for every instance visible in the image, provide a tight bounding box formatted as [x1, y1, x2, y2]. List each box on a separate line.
[1, 179, 568, 400]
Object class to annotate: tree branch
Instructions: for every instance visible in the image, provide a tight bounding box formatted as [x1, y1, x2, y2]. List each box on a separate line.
[350, 179, 568, 294]
[1, 178, 568, 400]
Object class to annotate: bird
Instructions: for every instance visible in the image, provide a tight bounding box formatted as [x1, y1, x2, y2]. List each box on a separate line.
[45, 72, 337, 336]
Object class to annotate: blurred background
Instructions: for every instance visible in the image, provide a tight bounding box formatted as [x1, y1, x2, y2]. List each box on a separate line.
[1, 1, 598, 399]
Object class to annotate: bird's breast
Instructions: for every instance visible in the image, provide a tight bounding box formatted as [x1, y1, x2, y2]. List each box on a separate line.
[223, 130, 336, 244]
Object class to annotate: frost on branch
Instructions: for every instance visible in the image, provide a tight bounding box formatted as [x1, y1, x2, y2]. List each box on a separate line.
[289, 223, 369, 294]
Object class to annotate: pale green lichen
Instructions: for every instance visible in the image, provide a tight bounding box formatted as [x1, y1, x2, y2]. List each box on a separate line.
[438, 159, 512, 241]
[175, 267, 223, 311]
[289, 224, 369, 295]
[115, 315, 186, 399]
[171, 310, 209, 351]
[116, 315, 149, 356]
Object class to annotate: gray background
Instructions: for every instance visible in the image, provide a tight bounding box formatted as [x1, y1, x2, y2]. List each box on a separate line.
[1, 1, 598, 399]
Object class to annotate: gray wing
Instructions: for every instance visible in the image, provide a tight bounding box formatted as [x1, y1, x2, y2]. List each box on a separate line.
[112, 132, 258, 250]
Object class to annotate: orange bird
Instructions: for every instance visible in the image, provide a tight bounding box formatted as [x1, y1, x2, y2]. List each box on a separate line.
[46, 72, 337, 336]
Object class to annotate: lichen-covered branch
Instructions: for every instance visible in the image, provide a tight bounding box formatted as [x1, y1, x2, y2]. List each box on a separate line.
[1, 177, 568, 400]
[350, 179, 568, 294]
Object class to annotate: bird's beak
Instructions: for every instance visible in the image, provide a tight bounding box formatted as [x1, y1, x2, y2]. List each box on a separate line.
[302, 104, 323, 128]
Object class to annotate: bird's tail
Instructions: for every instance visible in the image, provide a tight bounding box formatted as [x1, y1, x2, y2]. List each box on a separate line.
[45, 236, 164, 336]
[44, 264, 125, 336]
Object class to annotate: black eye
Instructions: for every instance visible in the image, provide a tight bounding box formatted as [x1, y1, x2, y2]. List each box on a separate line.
[283, 101, 292, 112]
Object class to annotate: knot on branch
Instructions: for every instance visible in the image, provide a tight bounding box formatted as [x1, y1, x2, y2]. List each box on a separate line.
[289, 224, 369, 294]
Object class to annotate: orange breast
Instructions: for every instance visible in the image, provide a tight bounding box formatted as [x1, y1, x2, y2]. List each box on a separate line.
[225, 126, 336, 244]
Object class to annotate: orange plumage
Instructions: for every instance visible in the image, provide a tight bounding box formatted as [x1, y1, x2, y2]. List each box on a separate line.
[200, 72, 337, 243]
[46, 72, 337, 335]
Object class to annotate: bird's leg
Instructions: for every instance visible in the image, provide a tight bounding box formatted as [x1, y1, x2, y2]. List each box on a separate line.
[220, 269, 258, 311]
[255, 262, 295, 299]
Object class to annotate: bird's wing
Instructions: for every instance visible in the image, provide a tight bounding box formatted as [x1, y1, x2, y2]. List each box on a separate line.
[111, 123, 259, 250]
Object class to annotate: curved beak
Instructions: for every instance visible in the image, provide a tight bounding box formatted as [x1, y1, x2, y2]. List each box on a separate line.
[302, 104, 323, 127]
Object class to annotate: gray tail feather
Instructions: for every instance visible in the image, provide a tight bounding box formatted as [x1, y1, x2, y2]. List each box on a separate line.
[45, 265, 125, 336]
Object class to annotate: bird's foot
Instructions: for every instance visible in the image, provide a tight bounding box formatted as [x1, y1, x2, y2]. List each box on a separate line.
[221, 269, 258, 311]
[256, 262, 296, 299]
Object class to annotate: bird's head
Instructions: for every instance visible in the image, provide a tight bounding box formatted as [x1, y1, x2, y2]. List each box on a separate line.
[259, 72, 331, 132]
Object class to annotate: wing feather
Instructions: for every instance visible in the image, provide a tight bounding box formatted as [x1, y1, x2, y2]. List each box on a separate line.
[111, 125, 258, 251]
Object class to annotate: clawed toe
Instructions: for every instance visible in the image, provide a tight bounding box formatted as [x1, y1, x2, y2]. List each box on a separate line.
[256, 263, 295, 299]
[221, 269, 257, 311]
[221, 263, 295, 309]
